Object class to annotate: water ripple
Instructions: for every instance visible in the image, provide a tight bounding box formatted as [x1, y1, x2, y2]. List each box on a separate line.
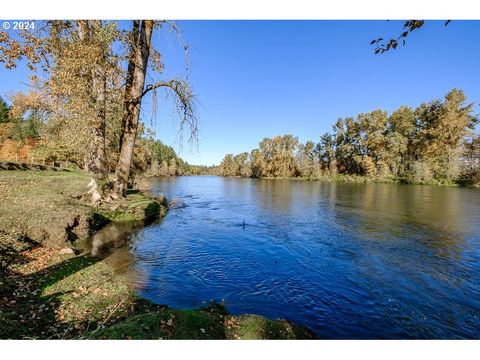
[118, 176, 480, 339]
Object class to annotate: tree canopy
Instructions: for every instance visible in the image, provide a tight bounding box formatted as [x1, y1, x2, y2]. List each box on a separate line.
[219, 89, 479, 185]
[0, 20, 198, 202]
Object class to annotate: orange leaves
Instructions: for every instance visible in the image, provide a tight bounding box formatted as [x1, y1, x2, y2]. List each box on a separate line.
[0, 28, 44, 70]
[9, 89, 46, 119]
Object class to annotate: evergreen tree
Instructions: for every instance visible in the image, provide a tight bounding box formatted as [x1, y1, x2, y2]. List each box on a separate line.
[23, 114, 41, 139]
[0, 97, 9, 123]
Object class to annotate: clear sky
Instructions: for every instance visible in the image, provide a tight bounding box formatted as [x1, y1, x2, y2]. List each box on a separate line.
[1, 20, 480, 165]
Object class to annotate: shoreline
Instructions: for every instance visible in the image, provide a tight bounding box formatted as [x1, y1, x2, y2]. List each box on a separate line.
[147, 171, 479, 188]
[217, 174, 479, 188]
[0, 166, 314, 339]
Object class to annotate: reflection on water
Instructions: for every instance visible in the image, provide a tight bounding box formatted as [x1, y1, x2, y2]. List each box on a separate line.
[112, 176, 480, 338]
[79, 220, 154, 286]
[80, 221, 139, 257]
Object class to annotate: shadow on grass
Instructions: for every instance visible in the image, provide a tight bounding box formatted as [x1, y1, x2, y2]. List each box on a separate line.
[0, 246, 103, 339]
[0, 160, 70, 172]
[1, 240, 315, 340]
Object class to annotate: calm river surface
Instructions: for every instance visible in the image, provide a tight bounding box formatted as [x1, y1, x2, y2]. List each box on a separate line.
[119, 176, 480, 338]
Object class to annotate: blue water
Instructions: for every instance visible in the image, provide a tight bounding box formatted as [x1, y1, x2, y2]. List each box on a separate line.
[124, 176, 480, 339]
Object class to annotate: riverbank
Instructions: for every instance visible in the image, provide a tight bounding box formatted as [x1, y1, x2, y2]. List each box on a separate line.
[249, 173, 480, 187]
[0, 165, 314, 339]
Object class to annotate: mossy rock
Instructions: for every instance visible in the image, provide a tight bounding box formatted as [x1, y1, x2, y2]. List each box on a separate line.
[224, 314, 314, 339]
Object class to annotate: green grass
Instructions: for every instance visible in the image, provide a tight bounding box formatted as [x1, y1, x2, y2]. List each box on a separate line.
[41, 258, 135, 325]
[96, 195, 164, 223]
[0, 168, 166, 249]
[224, 314, 314, 340]
[1, 167, 315, 339]
[26, 252, 314, 339]
[90, 307, 227, 340]
[90, 305, 315, 340]
[2, 236, 315, 339]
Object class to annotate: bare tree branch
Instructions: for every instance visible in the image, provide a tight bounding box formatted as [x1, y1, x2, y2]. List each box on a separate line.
[371, 20, 451, 54]
[136, 79, 198, 148]
[160, 20, 191, 73]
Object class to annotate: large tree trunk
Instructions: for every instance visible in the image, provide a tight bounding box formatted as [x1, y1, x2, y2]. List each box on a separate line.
[78, 20, 107, 205]
[91, 20, 107, 181]
[87, 52, 107, 205]
[113, 20, 154, 196]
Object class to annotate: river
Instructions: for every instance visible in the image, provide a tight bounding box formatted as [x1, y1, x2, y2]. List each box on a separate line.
[113, 176, 480, 338]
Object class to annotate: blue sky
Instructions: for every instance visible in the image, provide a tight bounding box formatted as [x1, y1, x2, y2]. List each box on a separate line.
[1, 20, 480, 165]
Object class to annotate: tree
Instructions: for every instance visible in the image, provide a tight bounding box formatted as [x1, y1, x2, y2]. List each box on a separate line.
[1, 21, 120, 204]
[112, 20, 154, 195]
[414, 89, 476, 178]
[1, 20, 197, 202]
[270, 134, 298, 177]
[23, 113, 41, 139]
[234, 152, 252, 177]
[0, 97, 10, 123]
[333, 117, 362, 174]
[358, 110, 389, 175]
[112, 20, 197, 197]
[317, 132, 335, 173]
[296, 140, 315, 178]
[76, 21, 115, 201]
[250, 148, 265, 178]
[219, 154, 237, 176]
[464, 135, 480, 173]
[258, 137, 274, 177]
[362, 155, 377, 177]
[386, 106, 416, 176]
[408, 160, 433, 184]
[215, 89, 478, 185]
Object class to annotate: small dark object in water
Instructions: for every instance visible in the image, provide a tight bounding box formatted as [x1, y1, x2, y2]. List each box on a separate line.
[242, 218, 246, 229]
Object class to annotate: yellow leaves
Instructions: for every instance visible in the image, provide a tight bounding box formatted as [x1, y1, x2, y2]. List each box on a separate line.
[9, 89, 46, 119]
[0, 28, 44, 70]
[0, 31, 8, 42]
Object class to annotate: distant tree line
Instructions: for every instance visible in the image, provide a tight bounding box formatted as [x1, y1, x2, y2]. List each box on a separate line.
[140, 136, 217, 177]
[219, 89, 480, 185]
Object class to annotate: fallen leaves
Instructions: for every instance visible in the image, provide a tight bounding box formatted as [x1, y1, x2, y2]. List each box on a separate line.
[16, 246, 66, 275]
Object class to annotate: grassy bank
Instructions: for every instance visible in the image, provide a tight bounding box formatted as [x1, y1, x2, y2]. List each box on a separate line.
[0, 165, 314, 339]
[257, 173, 479, 187]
